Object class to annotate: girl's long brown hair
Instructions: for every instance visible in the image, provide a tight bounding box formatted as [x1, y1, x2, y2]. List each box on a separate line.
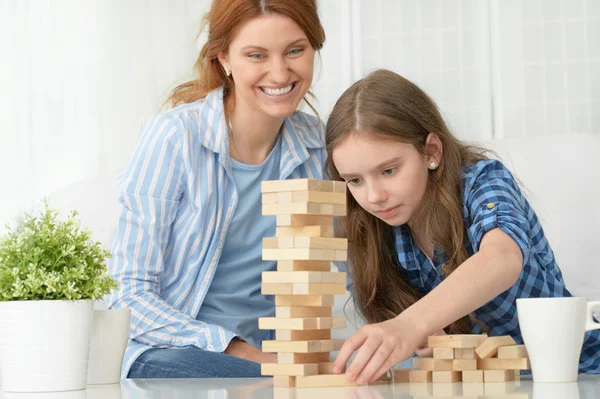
[167, 0, 325, 111]
[326, 69, 490, 334]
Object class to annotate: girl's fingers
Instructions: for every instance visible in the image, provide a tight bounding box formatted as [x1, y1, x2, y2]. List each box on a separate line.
[355, 342, 394, 384]
[414, 346, 433, 357]
[345, 337, 382, 381]
[333, 329, 368, 374]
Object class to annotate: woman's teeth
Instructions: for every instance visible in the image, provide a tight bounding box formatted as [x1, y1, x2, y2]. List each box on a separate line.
[261, 84, 294, 96]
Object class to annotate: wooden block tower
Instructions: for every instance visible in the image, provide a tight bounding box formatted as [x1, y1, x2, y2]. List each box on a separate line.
[392, 334, 530, 385]
[258, 178, 358, 388]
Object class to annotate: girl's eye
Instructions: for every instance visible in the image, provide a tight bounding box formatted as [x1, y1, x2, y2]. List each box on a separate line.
[347, 178, 361, 185]
[288, 48, 304, 56]
[383, 168, 397, 176]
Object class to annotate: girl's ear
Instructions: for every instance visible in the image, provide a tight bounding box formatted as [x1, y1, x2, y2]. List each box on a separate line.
[425, 132, 443, 167]
[217, 51, 230, 75]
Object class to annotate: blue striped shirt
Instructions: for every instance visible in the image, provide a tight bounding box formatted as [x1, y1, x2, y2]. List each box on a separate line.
[106, 87, 327, 378]
[394, 159, 600, 373]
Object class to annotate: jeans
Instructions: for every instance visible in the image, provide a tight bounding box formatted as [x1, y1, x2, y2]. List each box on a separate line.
[128, 347, 263, 378]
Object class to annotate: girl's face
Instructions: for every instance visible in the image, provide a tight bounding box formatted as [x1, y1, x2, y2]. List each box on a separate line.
[332, 132, 439, 227]
[219, 14, 315, 121]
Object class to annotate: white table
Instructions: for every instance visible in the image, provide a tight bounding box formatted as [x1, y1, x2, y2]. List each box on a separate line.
[2, 375, 599, 399]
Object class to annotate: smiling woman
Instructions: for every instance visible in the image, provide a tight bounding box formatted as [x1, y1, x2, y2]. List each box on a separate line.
[105, 0, 328, 379]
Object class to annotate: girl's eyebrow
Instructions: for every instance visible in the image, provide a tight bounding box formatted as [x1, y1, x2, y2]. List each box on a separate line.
[339, 156, 402, 179]
[240, 38, 309, 52]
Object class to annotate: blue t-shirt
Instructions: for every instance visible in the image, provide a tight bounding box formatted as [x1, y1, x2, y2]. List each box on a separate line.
[196, 136, 282, 349]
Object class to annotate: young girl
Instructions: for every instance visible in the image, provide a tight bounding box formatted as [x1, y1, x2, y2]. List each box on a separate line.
[106, 0, 328, 379]
[325, 69, 600, 384]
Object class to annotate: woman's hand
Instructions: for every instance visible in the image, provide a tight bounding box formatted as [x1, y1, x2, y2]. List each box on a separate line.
[225, 338, 277, 364]
[332, 315, 428, 384]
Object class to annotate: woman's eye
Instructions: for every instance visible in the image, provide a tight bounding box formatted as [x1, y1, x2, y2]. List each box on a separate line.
[248, 53, 265, 60]
[288, 48, 304, 56]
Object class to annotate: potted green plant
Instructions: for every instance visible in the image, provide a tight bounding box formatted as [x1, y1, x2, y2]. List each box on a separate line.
[0, 201, 117, 393]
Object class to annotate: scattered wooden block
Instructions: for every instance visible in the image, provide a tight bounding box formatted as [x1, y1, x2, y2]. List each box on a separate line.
[261, 179, 335, 193]
[477, 358, 531, 370]
[276, 329, 331, 341]
[433, 347, 454, 359]
[409, 370, 432, 383]
[276, 306, 332, 318]
[391, 368, 411, 382]
[276, 214, 334, 227]
[295, 374, 359, 388]
[412, 358, 453, 371]
[274, 294, 334, 307]
[427, 334, 487, 349]
[277, 352, 330, 364]
[262, 202, 346, 217]
[273, 376, 296, 387]
[454, 348, 476, 359]
[497, 345, 528, 359]
[432, 371, 461, 383]
[452, 359, 477, 371]
[475, 336, 517, 359]
[276, 225, 335, 238]
[462, 370, 484, 383]
[261, 363, 318, 376]
[263, 271, 346, 284]
[484, 369, 515, 382]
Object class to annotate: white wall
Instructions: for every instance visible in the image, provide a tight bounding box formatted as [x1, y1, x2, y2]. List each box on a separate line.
[0, 0, 599, 225]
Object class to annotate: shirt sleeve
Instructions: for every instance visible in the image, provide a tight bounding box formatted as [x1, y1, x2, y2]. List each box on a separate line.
[464, 160, 532, 265]
[105, 114, 237, 352]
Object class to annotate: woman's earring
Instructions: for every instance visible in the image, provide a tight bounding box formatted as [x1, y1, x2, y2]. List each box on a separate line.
[225, 67, 231, 77]
[428, 161, 438, 170]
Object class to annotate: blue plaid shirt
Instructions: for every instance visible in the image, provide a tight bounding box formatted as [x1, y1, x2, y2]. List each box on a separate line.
[393, 159, 600, 374]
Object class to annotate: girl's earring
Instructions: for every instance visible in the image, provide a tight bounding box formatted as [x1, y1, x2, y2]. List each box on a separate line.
[225, 67, 232, 77]
[428, 161, 438, 170]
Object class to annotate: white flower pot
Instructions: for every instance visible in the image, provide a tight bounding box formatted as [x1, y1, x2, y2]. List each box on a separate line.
[0, 300, 93, 393]
[86, 308, 130, 384]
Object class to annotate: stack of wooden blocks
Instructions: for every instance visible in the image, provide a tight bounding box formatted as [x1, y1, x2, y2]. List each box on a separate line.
[392, 334, 530, 384]
[257, 179, 358, 388]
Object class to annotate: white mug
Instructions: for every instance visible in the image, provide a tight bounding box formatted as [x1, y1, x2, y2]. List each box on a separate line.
[516, 297, 600, 383]
[87, 308, 131, 385]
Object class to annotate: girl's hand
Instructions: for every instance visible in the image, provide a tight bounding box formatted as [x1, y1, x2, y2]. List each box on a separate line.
[414, 329, 446, 357]
[332, 316, 428, 384]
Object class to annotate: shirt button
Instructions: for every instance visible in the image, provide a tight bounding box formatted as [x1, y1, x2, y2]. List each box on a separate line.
[487, 202, 496, 209]
[207, 344, 214, 350]
[176, 338, 182, 345]
[441, 264, 449, 273]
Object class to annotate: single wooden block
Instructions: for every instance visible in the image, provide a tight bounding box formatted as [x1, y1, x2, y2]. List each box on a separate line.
[317, 362, 337, 374]
[391, 368, 411, 383]
[262, 193, 279, 204]
[452, 359, 477, 371]
[433, 347, 454, 359]
[262, 363, 318, 376]
[276, 225, 335, 238]
[477, 358, 531, 370]
[484, 369, 515, 382]
[275, 294, 334, 307]
[262, 283, 294, 295]
[262, 202, 346, 216]
[497, 344, 528, 359]
[432, 371, 462, 383]
[276, 306, 332, 318]
[292, 282, 347, 295]
[263, 237, 348, 251]
[259, 316, 345, 330]
[462, 370, 484, 383]
[276, 329, 331, 341]
[263, 339, 344, 353]
[273, 376, 296, 387]
[263, 237, 294, 249]
[262, 271, 346, 284]
[409, 370, 432, 383]
[292, 191, 347, 205]
[295, 374, 359, 388]
[335, 250, 347, 261]
[277, 352, 330, 364]
[276, 214, 334, 227]
[261, 179, 335, 193]
[263, 248, 340, 261]
[454, 348, 476, 359]
[412, 358, 453, 371]
[332, 181, 347, 193]
[277, 260, 331, 272]
[475, 336, 517, 359]
[427, 334, 487, 349]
